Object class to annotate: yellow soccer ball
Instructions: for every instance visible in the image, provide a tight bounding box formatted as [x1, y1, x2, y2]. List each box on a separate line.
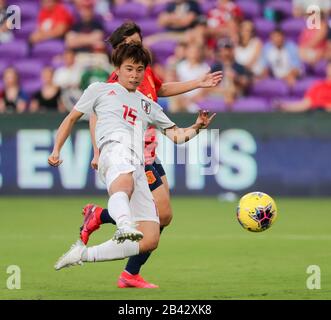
[236, 192, 278, 232]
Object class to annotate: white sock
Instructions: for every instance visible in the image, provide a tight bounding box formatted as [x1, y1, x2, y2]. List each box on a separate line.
[82, 239, 139, 262]
[108, 192, 132, 228]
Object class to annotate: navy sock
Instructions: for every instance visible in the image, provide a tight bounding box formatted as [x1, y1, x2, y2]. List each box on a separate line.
[125, 224, 165, 275]
[100, 209, 116, 225]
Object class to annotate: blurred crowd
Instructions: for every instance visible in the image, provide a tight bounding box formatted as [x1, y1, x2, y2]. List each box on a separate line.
[0, 0, 331, 114]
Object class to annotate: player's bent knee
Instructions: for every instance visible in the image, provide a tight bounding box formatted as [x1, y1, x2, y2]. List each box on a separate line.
[160, 209, 173, 227]
[139, 236, 159, 253]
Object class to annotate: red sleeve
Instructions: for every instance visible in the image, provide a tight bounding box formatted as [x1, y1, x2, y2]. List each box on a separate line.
[107, 72, 118, 83]
[56, 5, 74, 26]
[304, 82, 319, 101]
[150, 67, 162, 93]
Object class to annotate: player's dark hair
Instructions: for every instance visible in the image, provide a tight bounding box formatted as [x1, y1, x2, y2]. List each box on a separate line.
[111, 43, 151, 68]
[106, 21, 142, 49]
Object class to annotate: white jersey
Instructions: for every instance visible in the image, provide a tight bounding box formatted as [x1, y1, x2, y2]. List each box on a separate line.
[74, 82, 175, 162]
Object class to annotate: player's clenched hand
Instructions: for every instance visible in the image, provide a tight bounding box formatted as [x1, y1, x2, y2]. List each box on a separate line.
[198, 71, 223, 88]
[91, 153, 99, 170]
[48, 152, 63, 167]
[196, 110, 216, 129]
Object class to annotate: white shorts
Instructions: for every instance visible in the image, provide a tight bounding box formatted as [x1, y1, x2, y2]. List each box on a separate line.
[98, 142, 159, 224]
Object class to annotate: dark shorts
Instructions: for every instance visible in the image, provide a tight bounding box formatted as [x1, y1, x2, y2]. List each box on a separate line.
[144, 159, 166, 192]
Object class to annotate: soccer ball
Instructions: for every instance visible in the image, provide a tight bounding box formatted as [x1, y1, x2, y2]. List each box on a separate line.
[236, 192, 277, 232]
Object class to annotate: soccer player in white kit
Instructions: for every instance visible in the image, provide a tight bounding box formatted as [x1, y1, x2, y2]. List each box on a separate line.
[49, 43, 216, 270]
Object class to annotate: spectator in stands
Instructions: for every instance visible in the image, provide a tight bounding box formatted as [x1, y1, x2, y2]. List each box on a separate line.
[165, 40, 187, 82]
[30, 66, 65, 113]
[80, 63, 111, 90]
[293, 0, 331, 17]
[280, 60, 331, 112]
[30, 0, 73, 44]
[205, 0, 243, 50]
[210, 38, 251, 106]
[0, 0, 13, 43]
[261, 28, 302, 87]
[66, 1, 110, 73]
[235, 20, 264, 77]
[298, 12, 328, 68]
[169, 42, 210, 112]
[145, 0, 202, 46]
[53, 49, 83, 112]
[158, 0, 201, 32]
[65, 4, 106, 53]
[0, 67, 28, 113]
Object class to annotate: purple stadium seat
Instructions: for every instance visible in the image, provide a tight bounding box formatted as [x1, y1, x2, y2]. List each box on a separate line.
[291, 77, 320, 97]
[0, 60, 9, 76]
[22, 79, 42, 98]
[265, 0, 293, 18]
[237, 0, 261, 19]
[0, 40, 28, 59]
[313, 60, 327, 77]
[103, 18, 125, 35]
[31, 40, 65, 60]
[15, 59, 44, 80]
[280, 18, 305, 41]
[251, 78, 290, 98]
[201, 1, 217, 15]
[149, 39, 178, 62]
[197, 97, 228, 112]
[150, 3, 168, 18]
[137, 19, 165, 37]
[232, 97, 271, 112]
[14, 2, 39, 21]
[14, 20, 37, 40]
[254, 18, 275, 41]
[113, 2, 148, 20]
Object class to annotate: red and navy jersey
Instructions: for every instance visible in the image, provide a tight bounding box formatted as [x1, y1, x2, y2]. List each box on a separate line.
[107, 65, 163, 165]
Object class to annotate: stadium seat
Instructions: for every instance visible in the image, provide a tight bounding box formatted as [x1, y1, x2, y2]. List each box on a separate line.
[237, 0, 261, 19]
[136, 19, 165, 37]
[251, 78, 290, 98]
[232, 97, 271, 112]
[103, 18, 125, 35]
[149, 40, 178, 61]
[113, 2, 148, 20]
[31, 40, 65, 61]
[14, 2, 39, 21]
[14, 20, 37, 40]
[150, 3, 169, 18]
[0, 40, 28, 60]
[15, 59, 45, 81]
[291, 77, 320, 97]
[197, 97, 228, 112]
[265, 0, 293, 19]
[200, 1, 217, 15]
[254, 18, 276, 40]
[280, 18, 306, 42]
[313, 60, 327, 77]
[22, 79, 42, 98]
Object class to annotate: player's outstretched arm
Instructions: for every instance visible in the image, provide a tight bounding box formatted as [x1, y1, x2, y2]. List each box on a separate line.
[48, 109, 84, 167]
[89, 112, 99, 170]
[164, 110, 216, 144]
[157, 71, 223, 97]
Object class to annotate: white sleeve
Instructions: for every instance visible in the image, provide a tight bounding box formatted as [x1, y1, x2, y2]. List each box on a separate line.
[74, 82, 100, 114]
[149, 101, 176, 130]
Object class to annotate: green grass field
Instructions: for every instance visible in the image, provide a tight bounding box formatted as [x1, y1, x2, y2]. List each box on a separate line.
[0, 197, 330, 300]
